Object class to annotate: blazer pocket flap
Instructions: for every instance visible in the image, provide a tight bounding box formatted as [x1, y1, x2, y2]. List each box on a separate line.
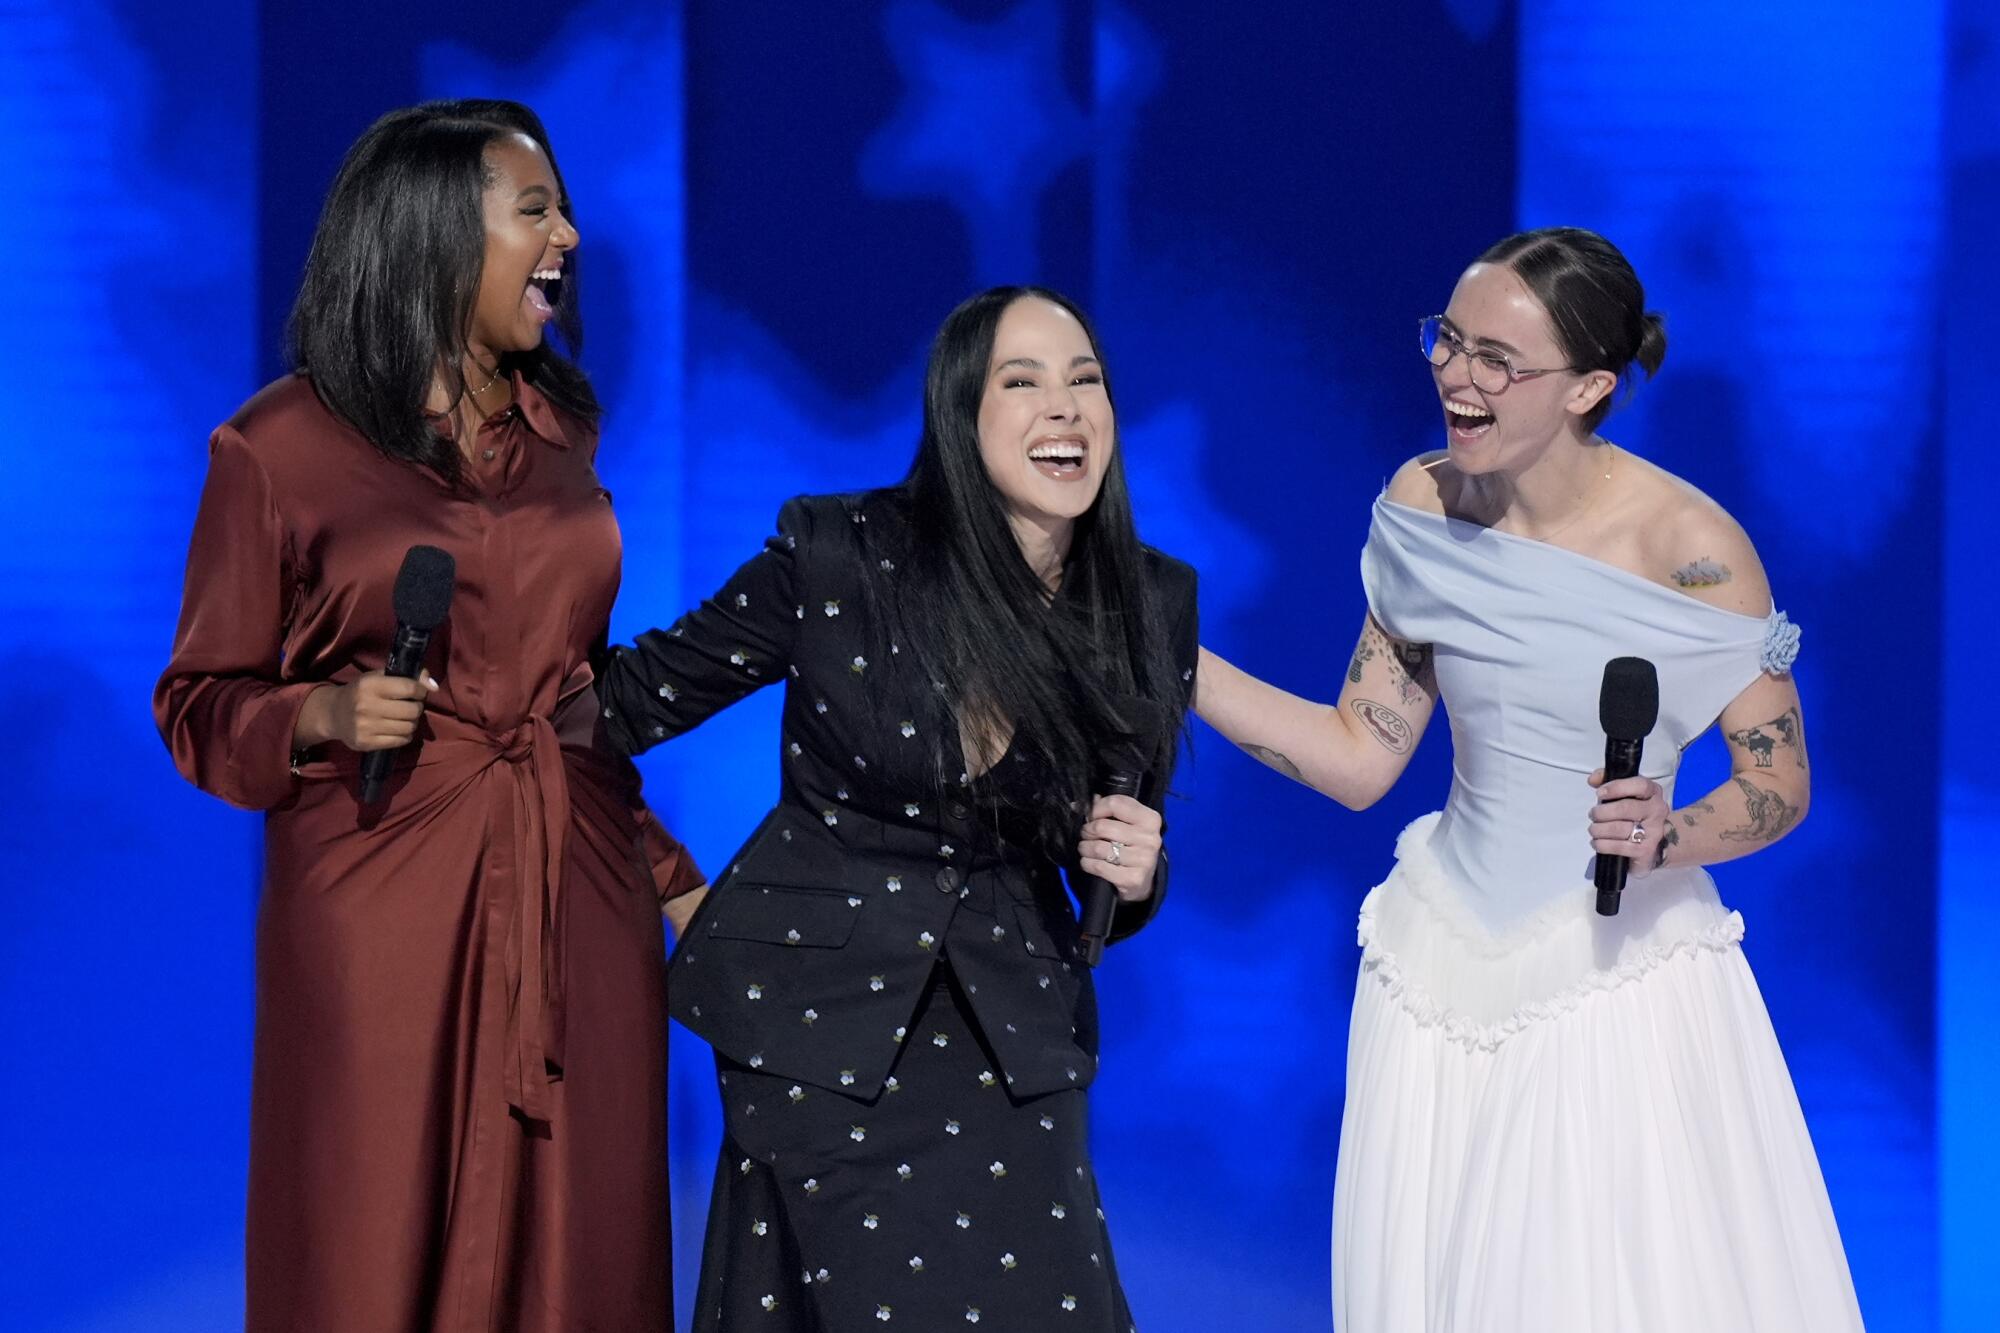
[707, 884, 865, 948]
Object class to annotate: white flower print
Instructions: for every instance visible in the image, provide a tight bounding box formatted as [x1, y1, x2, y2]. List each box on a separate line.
[853, 754, 869, 770]
[1037, 976, 1051, 990]
[787, 1086, 805, 1103]
[815, 699, 829, 714]
[956, 1212, 972, 1229]
[789, 741, 802, 757]
[728, 650, 746, 666]
[1039, 1115, 1055, 1131]
[746, 984, 764, 1000]
[839, 1069, 856, 1086]
[824, 600, 841, 617]
[802, 1008, 817, 1024]
[899, 720, 916, 738]
[785, 929, 802, 944]
[908, 1256, 924, 1273]
[848, 896, 863, 907]
[965, 1308, 980, 1323]
[894, 1025, 907, 1041]
[752, 1219, 768, 1236]
[918, 931, 936, 949]
[989, 1161, 1007, 1178]
[1000, 1252, 1017, 1270]
[734, 592, 749, 608]
[656, 682, 678, 701]
[803, 1178, 819, 1194]
[748, 1054, 764, 1068]
[991, 925, 1006, 941]
[851, 1125, 867, 1142]
[740, 1158, 753, 1174]
[1051, 1203, 1067, 1219]
[876, 1307, 891, 1322]
[1061, 1295, 1077, 1312]
[977, 1071, 996, 1088]
[886, 876, 902, 893]
[945, 1119, 961, 1135]
[884, 1076, 900, 1092]
[836, 788, 849, 802]
[869, 975, 886, 992]
[904, 802, 921, 817]
[896, 1163, 913, 1181]
[851, 656, 868, 673]
[939, 844, 956, 857]
[761, 1295, 777, 1311]
[822, 809, 839, 826]
[864, 1213, 880, 1229]
[880, 558, 895, 571]
[816, 1269, 830, 1283]
[932, 1032, 949, 1048]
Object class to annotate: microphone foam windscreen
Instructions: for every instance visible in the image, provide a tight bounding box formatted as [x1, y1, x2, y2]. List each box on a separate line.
[1598, 656, 1660, 739]
[392, 545, 457, 630]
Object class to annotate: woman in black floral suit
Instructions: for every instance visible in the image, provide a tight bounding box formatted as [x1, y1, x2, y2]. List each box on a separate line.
[603, 286, 1195, 1329]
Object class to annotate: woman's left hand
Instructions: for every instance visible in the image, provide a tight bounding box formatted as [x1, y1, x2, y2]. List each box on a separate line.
[1078, 794, 1164, 901]
[1587, 768, 1671, 878]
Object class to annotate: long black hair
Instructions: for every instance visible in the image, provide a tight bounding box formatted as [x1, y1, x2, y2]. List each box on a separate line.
[893, 286, 1185, 857]
[287, 99, 597, 485]
[1478, 227, 1667, 431]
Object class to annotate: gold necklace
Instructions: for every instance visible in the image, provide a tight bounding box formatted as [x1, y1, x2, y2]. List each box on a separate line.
[465, 357, 505, 397]
[1524, 442, 1615, 544]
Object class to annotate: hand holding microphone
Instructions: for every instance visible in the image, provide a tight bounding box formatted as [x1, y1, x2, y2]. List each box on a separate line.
[1591, 656, 1663, 915]
[1076, 696, 1166, 965]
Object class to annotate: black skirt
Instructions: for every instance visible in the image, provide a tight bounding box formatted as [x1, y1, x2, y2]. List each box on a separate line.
[693, 964, 1136, 1330]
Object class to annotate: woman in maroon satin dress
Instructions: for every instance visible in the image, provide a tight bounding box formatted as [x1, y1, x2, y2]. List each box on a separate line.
[154, 100, 699, 1332]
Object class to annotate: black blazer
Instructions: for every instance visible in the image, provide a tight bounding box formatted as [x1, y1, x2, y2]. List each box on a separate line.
[602, 490, 1196, 1100]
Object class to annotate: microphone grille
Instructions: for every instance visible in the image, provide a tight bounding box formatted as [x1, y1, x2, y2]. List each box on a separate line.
[1598, 656, 1660, 738]
[392, 545, 457, 631]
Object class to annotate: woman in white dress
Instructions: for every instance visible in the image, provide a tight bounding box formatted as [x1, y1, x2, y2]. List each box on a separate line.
[1195, 227, 1864, 1331]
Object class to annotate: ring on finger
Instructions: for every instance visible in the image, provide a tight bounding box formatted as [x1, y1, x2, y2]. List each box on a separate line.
[1628, 822, 1646, 845]
[1107, 841, 1124, 866]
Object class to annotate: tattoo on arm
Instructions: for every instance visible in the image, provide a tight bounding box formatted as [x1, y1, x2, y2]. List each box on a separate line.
[1672, 557, 1734, 588]
[1719, 776, 1802, 843]
[1726, 707, 1806, 771]
[1351, 622, 1434, 706]
[1240, 743, 1305, 782]
[1350, 699, 1413, 755]
[1347, 627, 1379, 684]
[1654, 821, 1680, 870]
[1680, 797, 1717, 828]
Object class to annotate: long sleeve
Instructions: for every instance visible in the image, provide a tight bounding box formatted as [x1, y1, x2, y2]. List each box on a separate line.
[600, 497, 810, 755]
[153, 427, 321, 811]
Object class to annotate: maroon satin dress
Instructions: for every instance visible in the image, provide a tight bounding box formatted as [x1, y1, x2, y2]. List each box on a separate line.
[154, 373, 699, 1332]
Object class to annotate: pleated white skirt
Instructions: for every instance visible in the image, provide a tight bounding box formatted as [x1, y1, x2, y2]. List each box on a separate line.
[1331, 815, 1864, 1332]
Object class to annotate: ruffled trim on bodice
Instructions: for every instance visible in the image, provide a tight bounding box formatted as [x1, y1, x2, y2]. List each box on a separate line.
[1354, 814, 1747, 1052]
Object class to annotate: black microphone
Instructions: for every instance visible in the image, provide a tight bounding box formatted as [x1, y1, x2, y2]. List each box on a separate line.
[1594, 656, 1660, 916]
[1078, 696, 1166, 966]
[358, 545, 456, 804]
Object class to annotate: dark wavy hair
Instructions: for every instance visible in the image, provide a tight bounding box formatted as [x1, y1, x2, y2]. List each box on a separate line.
[1479, 227, 1667, 431]
[893, 286, 1185, 857]
[286, 99, 596, 485]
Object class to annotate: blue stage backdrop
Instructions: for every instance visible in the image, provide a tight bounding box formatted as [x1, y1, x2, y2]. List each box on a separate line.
[0, 2, 1987, 1329]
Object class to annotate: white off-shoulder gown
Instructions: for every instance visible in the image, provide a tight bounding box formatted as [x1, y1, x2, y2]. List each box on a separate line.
[1331, 497, 1864, 1332]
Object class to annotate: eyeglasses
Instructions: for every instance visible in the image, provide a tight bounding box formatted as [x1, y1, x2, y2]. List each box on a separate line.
[1418, 316, 1572, 394]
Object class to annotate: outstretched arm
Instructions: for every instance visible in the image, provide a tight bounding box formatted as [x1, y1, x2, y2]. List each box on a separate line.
[1195, 612, 1439, 811]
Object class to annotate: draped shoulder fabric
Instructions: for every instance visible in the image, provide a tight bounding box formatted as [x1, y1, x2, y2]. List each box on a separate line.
[1333, 495, 1861, 1333]
[155, 373, 700, 1333]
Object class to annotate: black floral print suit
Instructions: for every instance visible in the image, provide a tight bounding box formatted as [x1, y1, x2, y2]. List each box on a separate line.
[602, 489, 1195, 1330]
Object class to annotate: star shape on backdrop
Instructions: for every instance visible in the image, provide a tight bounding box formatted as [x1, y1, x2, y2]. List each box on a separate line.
[860, 0, 1089, 281]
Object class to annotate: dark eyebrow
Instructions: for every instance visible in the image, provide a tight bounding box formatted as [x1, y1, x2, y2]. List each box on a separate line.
[995, 355, 1101, 373]
[516, 184, 553, 203]
[1441, 317, 1524, 358]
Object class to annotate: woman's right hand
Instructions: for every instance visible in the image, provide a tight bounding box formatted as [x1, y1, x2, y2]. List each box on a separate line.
[295, 671, 438, 751]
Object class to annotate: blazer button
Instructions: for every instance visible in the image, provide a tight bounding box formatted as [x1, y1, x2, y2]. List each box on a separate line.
[946, 800, 971, 824]
[936, 867, 963, 894]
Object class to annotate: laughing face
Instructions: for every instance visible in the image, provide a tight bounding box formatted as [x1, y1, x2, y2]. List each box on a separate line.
[1431, 262, 1613, 474]
[467, 131, 576, 364]
[975, 296, 1113, 541]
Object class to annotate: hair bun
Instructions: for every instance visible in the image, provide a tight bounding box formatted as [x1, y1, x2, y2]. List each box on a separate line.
[1634, 310, 1668, 378]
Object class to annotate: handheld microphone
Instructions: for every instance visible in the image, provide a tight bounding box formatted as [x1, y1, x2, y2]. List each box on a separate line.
[1078, 697, 1166, 966]
[1594, 656, 1660, 916]
[359, 545, 456, 804]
